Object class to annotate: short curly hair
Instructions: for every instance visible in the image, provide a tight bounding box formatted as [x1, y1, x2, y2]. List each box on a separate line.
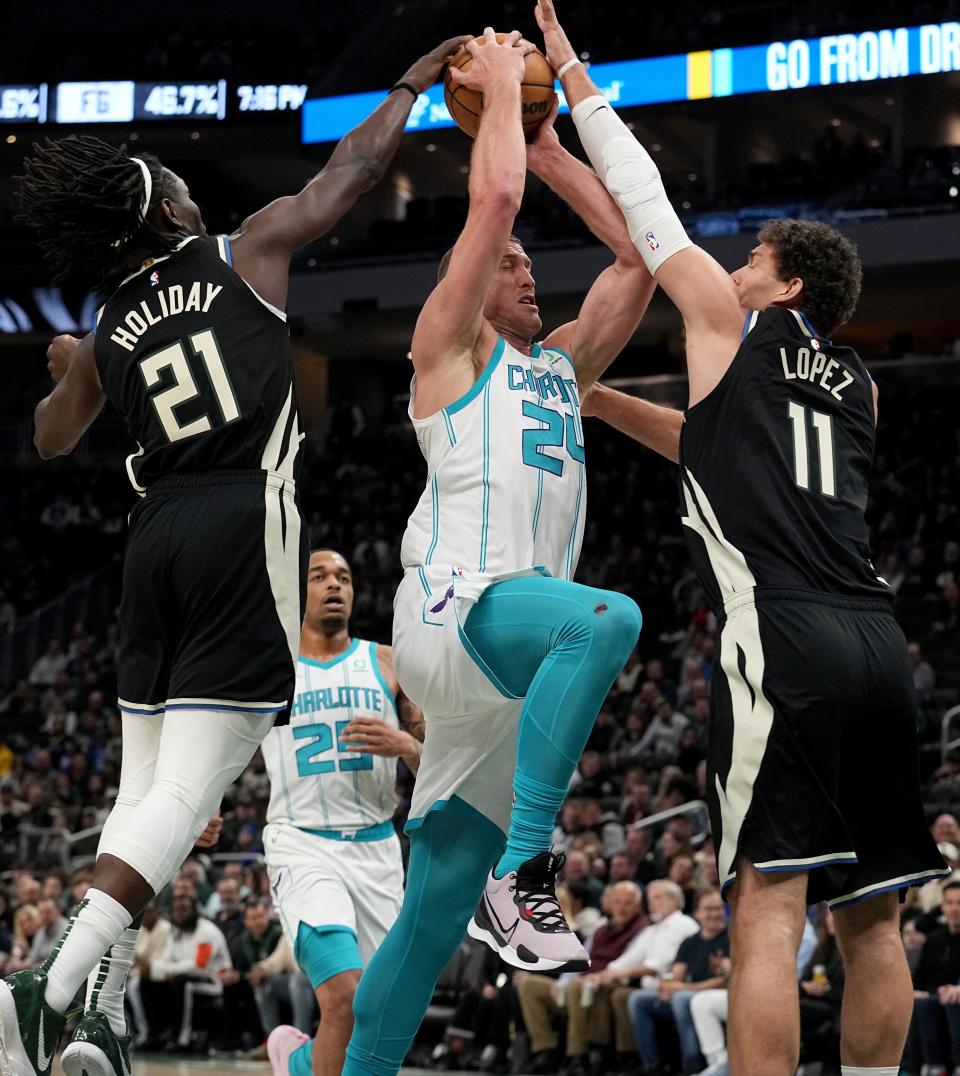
[757, 219, 862, 336]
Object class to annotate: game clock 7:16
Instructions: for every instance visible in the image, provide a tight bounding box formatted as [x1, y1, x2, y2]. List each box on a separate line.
[137, 82, 226, 120]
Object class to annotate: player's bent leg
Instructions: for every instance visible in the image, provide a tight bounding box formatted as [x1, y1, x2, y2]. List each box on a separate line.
[343, 797, 505, 1076]
[832, 890, 913, 1070]
[278, 925, 364, 1076]
[462, 578, 640, 969]
[19, 706, 274, 1061]
[59, 714, 165, 1076]
[727, 860, 807, 1076]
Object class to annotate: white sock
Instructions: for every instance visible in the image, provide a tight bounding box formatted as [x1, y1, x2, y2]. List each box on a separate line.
[706, 1050, 728, 1065]
[43, 889, 133, 1014]
[84, 927, 139, 1036]
[840, 1067, 900, 1075]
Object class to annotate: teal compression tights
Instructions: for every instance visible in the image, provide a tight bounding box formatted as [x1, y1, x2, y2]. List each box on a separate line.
[463, 576, 641, 875]
[343, 579, 640, 1076]
[343, 797, 505, 1076]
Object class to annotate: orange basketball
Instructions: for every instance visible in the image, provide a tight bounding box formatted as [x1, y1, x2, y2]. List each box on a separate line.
[444, 33, 556, 139]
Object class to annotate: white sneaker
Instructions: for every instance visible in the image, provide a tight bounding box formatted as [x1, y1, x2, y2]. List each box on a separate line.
[266, 1026, 309, 1076]
[468, 852, 590, 972]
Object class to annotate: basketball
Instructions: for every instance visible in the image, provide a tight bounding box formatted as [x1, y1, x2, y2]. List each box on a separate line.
[444, 33, 556, 139]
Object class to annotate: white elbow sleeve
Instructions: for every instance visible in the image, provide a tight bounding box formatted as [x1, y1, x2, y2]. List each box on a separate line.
[571, 95, 692, 275]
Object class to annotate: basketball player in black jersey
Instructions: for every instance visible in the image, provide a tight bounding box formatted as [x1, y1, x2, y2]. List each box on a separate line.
[2, 36, 468, 1076]
[534, 3, 947, 1075]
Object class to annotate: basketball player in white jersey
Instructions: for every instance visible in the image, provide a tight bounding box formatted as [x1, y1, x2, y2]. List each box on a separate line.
[343, 31, 654, 1076]
[264, 549, 423, 1076]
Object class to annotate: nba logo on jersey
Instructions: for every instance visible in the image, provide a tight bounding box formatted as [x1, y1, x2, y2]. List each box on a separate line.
[149, 270, 159, 287]
[452, 566, 465, 577]
[811, 338, 820, 350]
[644, 230, 660, 252]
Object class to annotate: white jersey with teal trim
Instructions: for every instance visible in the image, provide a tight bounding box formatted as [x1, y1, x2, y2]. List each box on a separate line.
[262, 639, 399, 833]
[400, 336, 586, 592]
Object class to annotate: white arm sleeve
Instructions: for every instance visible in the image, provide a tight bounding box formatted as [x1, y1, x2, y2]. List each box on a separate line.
[571, 95, 692, 275]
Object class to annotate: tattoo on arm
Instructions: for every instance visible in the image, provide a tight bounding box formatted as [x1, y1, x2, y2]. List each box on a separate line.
[398, 694, 425, 742]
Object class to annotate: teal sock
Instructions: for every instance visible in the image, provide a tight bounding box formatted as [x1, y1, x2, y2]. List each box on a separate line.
[289, 1040, 313, 1076]
[343, 797, 505, 1076]
[494, 771, 564, 876]
[462, 578, 641, 879]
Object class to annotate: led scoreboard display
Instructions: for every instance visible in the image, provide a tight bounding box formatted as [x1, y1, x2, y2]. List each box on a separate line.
[302, 20, 960, 143]
[5, 22, 958, 132]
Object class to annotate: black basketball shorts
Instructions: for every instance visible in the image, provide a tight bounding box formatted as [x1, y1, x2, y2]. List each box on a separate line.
[708, 588, 947, 907]
[117, 471, 308, 723]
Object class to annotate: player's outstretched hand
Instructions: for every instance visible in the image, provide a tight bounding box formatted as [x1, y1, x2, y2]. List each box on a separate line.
[447, 28, 533, 94]
[195, 813, 223, 848]
[401, 34, 473, 94]
[46, 333, 82, 384]
[340, 716, 418, 759]
[534, 0, 578, 72]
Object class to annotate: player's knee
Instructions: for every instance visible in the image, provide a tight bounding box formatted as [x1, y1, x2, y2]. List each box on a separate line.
[588, 590, 642, 660]
[317, 969, 360, 1018]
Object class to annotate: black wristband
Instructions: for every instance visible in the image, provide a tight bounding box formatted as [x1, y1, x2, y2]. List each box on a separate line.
[389, 81, 420, 98]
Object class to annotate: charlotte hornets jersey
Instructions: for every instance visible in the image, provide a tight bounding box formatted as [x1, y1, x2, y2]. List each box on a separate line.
[680, 307, 891, 613]
[400, 336, 587, 588]
[262, 639, 400, 832]
[93, 234, 301, 493]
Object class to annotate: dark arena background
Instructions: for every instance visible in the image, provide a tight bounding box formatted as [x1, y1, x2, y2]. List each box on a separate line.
[1, 2, 959, 1075]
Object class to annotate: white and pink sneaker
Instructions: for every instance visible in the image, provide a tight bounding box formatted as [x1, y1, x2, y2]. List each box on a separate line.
[267, 1025, 310, 1076]
[468, 851, 590, 972]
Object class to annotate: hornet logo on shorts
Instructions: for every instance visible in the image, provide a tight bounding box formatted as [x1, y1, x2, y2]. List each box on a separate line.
[149, 270, 160, 287]
[430, 585, 455, 615]
[644, 231, 660, 252]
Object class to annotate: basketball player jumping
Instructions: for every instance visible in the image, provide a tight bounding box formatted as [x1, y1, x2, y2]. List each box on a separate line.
[2, 35, 467, 1076]
[262, 549, 424, 1076]
[534, 3, 948, 1075]
[343, 29, 654, 1076]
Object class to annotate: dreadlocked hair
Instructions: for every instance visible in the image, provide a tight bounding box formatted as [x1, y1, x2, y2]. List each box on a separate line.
[16, 135, 179, 290]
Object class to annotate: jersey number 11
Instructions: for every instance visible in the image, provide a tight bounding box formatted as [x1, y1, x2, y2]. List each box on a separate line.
[787, 400, 836, 498]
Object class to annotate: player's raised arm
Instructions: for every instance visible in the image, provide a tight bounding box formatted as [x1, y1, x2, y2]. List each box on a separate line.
[535, 0, 743, 404]
[33, 333, 106, 459]
[525, 99, 655, 393]
[410, 29, 532, 416]
[582, 382, 683, 464]
[228, 36, 469, 305]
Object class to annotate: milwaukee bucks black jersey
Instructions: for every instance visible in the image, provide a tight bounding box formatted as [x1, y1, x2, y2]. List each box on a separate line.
[94, 235, 301, 492]
[679, 307, 891, 612]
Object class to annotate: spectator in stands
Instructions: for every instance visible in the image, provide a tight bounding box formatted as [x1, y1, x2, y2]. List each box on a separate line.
[580, 799, 625, 857]
[140, 894, 231, 1050]
[627, 888, 728, 1075]
[561, 850, 604, 908]
[561, 880, 604, 939]
[633, 699, 689, 767]
[909, 641, 937, 703]
[666, 855, 698, 914]
[128, 902, 173, 1047]
[797, 909, 844, 1072]
[219, 899, 312, 1044]
[211, 878, 245, 944]
[28, 640, 68, 689]
[586, 881, 699, 1072]
[902, 918, 926, 978]
[17, 897, 66, 970]
[912, 881, 960, 1073]
[5, 904, 40, 974]
[623, 829, 659, 885]
[517, 881, 646, 1074]
[245, 928, 315, 1043]
[933, 815, 960, 846]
